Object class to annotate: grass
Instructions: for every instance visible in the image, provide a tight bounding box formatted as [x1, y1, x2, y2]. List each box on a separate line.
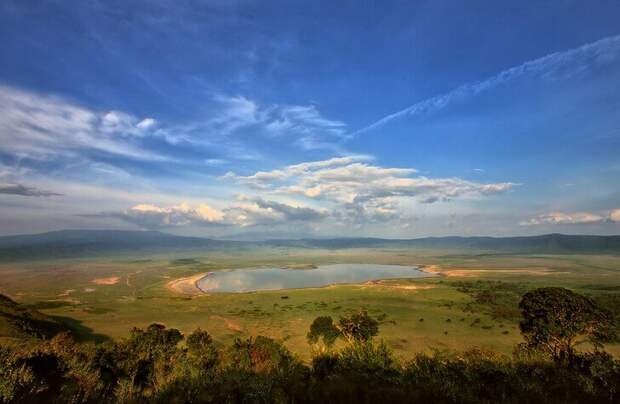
[1, 247, 619, 360]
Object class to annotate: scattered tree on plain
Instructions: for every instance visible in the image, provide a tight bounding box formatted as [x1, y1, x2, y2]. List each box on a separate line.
[518, 287, 616, 363]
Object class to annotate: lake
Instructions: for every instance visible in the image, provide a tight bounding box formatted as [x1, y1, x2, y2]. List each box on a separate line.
[196, 263, 429, 293]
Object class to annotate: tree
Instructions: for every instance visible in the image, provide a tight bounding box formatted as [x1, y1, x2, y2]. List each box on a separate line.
[518, 287, 615, 363]
[307, 316, 341, 351]
[130, 323, 183, 351]
[338, 310, 379, 343]
[123, 324, 184, 394]
[186, 328, 219, 370]
[228, 334, 305, 389]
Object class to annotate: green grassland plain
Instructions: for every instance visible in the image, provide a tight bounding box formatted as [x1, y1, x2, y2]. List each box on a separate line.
[1, 247, 620, 360]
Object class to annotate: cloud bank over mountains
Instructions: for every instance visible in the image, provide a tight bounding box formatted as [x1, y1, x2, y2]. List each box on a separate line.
[93, 197, 328, 230]
[521, 210, 620, 226]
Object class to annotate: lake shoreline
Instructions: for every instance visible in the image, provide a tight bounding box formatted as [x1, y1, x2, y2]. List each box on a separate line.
[194, 263, 434, 294]
[167, 272, 211, 296]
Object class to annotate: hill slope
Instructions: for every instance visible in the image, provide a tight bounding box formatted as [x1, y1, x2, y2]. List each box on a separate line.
[0, 294, 69, 340]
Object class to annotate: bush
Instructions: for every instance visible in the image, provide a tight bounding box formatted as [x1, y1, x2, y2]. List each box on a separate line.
[311, 352, 340, 379]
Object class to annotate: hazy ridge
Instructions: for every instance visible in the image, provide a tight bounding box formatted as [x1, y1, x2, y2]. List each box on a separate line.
[0, 230, 619, 261]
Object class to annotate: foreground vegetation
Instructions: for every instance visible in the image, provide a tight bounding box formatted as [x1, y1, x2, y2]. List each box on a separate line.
[1, 287, 619, 403]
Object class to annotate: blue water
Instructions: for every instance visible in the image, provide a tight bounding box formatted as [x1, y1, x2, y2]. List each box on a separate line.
[196, 263, 429, 293]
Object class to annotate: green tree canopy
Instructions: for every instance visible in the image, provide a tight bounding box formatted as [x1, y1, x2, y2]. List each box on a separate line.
[338, 310, 379, 343]
[307, 316, 341, 349]
[230, 336, 298, 375]
[519, 287, 616, 362]
[129, 323, 183, 354]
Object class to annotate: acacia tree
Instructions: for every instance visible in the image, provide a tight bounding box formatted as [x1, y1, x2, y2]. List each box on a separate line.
[338, 310, 379, 344]
[307, 316, 341, 352]
[307, 310, 380, 349]
[518, 287, 615, 363]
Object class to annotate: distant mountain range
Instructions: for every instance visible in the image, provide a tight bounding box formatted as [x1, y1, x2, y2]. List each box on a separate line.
[0, 230, 245, 261]
[271, 234, 620, 252]
[0, 230, 619, 261]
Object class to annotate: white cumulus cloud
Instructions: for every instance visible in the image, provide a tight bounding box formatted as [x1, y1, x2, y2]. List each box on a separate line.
[108, 202, 226, 229]
[520, 209, 620, 226]
[225, 157, 518, 225]
[93, 198, 328, 230]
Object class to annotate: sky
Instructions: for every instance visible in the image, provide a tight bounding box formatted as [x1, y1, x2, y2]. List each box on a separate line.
[0, 0, 619, 238]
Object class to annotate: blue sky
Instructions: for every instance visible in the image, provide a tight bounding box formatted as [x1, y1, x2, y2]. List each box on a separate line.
[0, 0, 619, 237]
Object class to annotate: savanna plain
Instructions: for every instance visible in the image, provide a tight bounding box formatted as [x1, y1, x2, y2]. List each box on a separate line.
[3, 247, 619, 360]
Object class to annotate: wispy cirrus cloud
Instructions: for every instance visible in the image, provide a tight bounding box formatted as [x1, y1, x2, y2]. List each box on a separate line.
[353, 34, 620, 137]
[196, 94, 347, 150]
[0, 85, 166, 162]
[205, 95, 262, 136]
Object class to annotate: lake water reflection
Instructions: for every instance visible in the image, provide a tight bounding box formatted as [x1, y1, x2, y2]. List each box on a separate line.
[196, 263, 429, 293]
